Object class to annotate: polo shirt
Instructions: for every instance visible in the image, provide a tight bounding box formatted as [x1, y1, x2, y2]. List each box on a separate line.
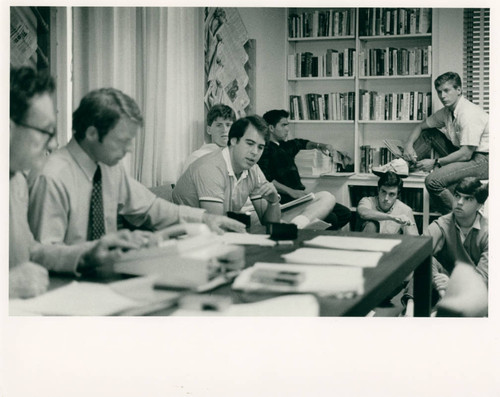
[172, 147, 267, 212]
[426, 96, 489, 153]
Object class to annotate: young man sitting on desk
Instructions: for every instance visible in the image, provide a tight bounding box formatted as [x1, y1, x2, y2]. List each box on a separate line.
[172, 115, 281, 227]
[401, 71, 489, 215]
[357, 171, 418, 236]
[10, 67, 151, 297]
[258, 109, 352, 230]
[425, 177, 488, 305]
[28, 87, 245, 277]
[182, 104, 236, 173]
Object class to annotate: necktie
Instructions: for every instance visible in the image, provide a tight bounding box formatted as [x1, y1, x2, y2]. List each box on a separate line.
[87, 165, 105, 241]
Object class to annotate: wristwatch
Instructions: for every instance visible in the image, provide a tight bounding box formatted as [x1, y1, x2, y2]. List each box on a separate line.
[434, 158, 441, 168]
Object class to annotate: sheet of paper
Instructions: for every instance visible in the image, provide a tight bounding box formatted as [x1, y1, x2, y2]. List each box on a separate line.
[171, 294, 319, 316]
[220, 232, 277, 246]
[282, 247, 383, 268]
[305, 235, 401, 252]
[9, 281, 141, 316]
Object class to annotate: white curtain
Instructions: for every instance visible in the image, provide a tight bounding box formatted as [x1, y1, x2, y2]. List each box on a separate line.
[72, 7, 204, 186]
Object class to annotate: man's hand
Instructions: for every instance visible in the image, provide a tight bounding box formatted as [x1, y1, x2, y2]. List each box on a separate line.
[433, 273, 450, 297]
[391, 214, 414, 226]
[202, 213, 247, 234]
[78, 230, 153, 275]
[10, 262, 49, 299]
[416, 158, 436, 172]
[403, 146, 418, 163]
[256, 181, 280, 204]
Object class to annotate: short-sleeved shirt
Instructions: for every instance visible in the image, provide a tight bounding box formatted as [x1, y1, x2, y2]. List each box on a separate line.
[181, 143, 221, 174]
[257, 139, 309, 202]
[357, 196, 418, 235]
[172, 147, 268, 212]
[426, 96, 489, 152]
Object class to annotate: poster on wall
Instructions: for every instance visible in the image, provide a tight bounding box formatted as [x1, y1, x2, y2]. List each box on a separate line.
[204, 7, 252, 118]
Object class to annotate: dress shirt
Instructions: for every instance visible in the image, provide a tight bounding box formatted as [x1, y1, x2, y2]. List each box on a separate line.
[28, 138, 205, 249]
[172, 147, 267, 212]
[425, 212, 488, 284]
[357, 196, 419, 235]
[426, 96, 489, 152]
[10, 172, 92, 273]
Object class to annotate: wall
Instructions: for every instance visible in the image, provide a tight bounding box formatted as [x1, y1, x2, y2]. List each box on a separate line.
[238, 8, 287, 116]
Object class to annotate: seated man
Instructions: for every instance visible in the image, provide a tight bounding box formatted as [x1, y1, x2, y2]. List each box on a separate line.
[28, 87, 245, 276]
[259, 109, 351, 230]
[402, 72, 489, 214]
[425, 177, 488, 302]
[182, 104, 236, 173]
[172, 115, 281, 226]
[357, 171, 418, 235]
[10, 67, 148, 296]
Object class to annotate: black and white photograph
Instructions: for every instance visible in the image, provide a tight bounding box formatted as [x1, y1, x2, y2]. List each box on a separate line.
[2, 2, 498, 396]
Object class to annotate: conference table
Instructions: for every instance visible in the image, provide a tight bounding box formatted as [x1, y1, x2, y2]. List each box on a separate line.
[48, 230, 433, 317]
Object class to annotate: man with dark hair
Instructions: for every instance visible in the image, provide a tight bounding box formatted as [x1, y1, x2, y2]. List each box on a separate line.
[173, 115, 281, 226]
[259, 109, 351, 229]
[10, 68, 147, 296]
[182, 104, 237, 173]
[28, 87, 245, 275]
[425, 177, 488, 299]
[402, 71, 489, 214]
[357, 171, 418, 235]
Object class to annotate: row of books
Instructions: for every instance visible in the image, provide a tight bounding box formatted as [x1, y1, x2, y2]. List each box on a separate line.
[358, 8, 432, 36]
[288, 49, 356, 78]
[359, 46, 431, 77]
[349, 184, 424, 213]
[289, 92, 355, 121]
[359, 146, 399, 174]
[288, 9, 356, 38]
[359, 90, 432, 121]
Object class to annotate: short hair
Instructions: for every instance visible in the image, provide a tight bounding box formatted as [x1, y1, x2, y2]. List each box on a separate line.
[10, 66, 55, 124]
[434, 72, 462, 90]
[378, 171, 403, 194]
[263, 109, 289, 127]
[228, 115, 269, 146]
[73, 88, 143, 142]
[207, 104, 236, 126]
[454, 177, 488, 204]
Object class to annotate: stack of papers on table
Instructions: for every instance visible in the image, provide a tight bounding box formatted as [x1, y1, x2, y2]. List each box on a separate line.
[305, 235, 401, 252]
[233, 262, 363, 295]
[282, 248, 383, 268]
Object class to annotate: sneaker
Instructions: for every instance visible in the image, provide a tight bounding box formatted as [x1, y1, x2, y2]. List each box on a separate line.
[372, 158, 409, 178]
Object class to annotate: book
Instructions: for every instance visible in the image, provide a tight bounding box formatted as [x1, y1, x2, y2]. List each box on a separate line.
[280, 192, 315, 211]
[383, 139, 405, 158]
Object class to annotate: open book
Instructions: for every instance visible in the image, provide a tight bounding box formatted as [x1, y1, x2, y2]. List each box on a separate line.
[280, 192, 315, 210]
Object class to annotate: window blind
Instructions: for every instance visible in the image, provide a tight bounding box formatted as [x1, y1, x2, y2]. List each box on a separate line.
[463, 8, 489, 112]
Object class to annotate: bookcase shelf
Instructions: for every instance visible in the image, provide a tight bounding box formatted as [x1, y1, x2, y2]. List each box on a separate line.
[359, 33, 432, 41]
[359, 75, 431, 80]
[288, 36, 355, 42]
[289, 77, 355, 81]
[359, 120, 422, 124]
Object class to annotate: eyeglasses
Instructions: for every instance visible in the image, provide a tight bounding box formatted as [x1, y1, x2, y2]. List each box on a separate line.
[15, 121, 57, 140]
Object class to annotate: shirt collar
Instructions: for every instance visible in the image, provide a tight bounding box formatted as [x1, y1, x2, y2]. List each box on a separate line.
[67, 137, 99, 181]
[449, 96, 465, 119]
[453, 211, 482, 231]
[222, 146, 248, 180]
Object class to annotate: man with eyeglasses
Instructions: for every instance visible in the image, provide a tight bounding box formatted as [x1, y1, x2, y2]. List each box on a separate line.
[9, 67, 151, 298]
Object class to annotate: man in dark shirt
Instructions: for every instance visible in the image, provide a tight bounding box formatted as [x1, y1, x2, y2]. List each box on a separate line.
[259, 109, 351, 230]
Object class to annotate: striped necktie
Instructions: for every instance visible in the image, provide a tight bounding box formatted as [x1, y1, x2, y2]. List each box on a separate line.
[87, 165, 105, 241]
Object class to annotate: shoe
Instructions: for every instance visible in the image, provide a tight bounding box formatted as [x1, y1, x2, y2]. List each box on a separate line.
[372, 158, 409, 178]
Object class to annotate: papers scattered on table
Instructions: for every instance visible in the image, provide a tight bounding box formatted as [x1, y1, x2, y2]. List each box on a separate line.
[9, 277, 181, 316]
[232, 262, 364, 295]
[171, 294, 319, 317]
[9, 281, 142, 316]
[219, 232, 277, 246]
[282, 247, 383, 268]
[280, 192, 315, 210]
[305, 235, 401, 252]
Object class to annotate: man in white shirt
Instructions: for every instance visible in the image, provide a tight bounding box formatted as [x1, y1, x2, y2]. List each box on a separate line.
[28, 88, 245, 275]
[182, 104, 236, 173]
[403, 72, 488, 214]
